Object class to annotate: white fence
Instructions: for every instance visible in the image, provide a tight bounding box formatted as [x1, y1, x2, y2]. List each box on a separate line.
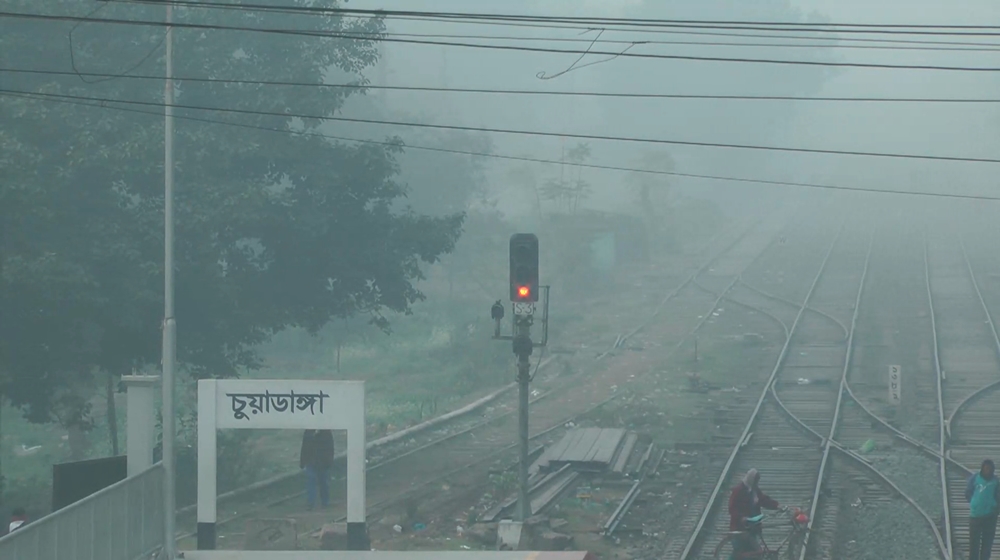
[0, 463, 165, 560]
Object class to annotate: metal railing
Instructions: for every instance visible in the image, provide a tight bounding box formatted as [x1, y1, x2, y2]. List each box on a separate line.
[0, 463, 165, 560]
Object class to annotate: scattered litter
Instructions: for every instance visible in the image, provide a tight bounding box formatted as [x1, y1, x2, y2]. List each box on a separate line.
[797, 378, 810, 385]
[413, 523, 426, 532]
[680, 464, 691, 469]
[531, 390, 540, 397]
[461, 545, 471, 550]
[852, 498, 863, 508]
[393, 525, 403, 533]
[859, 439, 876, 454]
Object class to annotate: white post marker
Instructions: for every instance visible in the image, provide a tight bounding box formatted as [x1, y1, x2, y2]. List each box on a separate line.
[123, 374, 160, 476]
[888, 365, 902, 405]
[197, 380, 367, 550]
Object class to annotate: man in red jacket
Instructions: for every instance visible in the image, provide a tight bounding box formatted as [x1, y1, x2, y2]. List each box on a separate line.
[728, 468, 783, 558]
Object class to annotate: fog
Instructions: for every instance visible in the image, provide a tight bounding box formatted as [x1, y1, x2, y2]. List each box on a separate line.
[342, 0, 1000, 216]
[4, 0, 1000, 536]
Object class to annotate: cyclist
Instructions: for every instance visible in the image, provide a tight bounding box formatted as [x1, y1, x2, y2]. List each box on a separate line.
[728, 468, 784, 558]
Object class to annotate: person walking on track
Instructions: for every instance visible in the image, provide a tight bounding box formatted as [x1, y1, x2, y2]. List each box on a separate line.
[300, 429, 335, 510]
[967, 459, 999, 560]
[728, 468, 783, 558]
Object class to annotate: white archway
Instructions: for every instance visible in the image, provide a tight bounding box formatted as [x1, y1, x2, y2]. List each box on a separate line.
[197, 379, 367, 550]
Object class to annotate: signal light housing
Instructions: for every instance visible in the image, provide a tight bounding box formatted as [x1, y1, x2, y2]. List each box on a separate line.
[509, 234, 539, 302]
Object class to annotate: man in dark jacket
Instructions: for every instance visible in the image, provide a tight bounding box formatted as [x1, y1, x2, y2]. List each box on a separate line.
[300, 430, 335, 509]
[728, 469, 782, 559]
[966, 459, 999, 560]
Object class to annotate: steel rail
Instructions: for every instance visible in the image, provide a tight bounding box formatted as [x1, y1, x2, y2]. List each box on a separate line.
[925, 234, 957, 559]
[175, 215, 765, 526]
[796, 225, 872, 557]
[739, 279, 849, 337]
[177, 220, 761, 515]
[699, 240, 951, 557]
[947, 236, 1000, 436]
[185, 212, 801, 543]
[798, 229, 887, 559]
[740, 281, 970, 475]
[770, 388, 951, 556]
[342, 217, 797, 526]
[675, 221, 846, 560]
[714, 230, 949, 558]
[595, 215, 768, 360]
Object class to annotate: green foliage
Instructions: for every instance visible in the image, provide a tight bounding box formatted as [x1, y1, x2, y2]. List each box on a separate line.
[489, 469, 518, 498]
[0, 1, 463, 429]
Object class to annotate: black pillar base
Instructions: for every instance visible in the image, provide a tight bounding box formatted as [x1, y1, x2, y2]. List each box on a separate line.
[197, 522, 217, 550]
[347, 522, 370, 551]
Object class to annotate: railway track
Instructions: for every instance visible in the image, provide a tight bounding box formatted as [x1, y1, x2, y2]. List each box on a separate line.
[174, 211, 803, 549]
[657, 218, 855, 559]
[604, 214, 844, 547]
[928, 233, 1000, 560]
[670, 216, 960, 560]
[648, 220, 843, 559]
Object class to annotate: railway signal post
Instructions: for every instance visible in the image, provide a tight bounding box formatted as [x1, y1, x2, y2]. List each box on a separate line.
[492, 234, 549, 527]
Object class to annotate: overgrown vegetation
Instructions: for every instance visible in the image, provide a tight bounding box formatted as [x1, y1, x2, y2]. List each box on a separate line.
[0, 0, 730, 515]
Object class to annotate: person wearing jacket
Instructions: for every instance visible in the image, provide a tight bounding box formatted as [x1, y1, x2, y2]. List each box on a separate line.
[728, 469, 782, 559]
[300, 429, 335, 510]
[966, 459, 999, 560]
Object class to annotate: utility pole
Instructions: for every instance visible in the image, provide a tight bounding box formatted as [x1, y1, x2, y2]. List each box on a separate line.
[512, 314, 533, 521]
[93, 2, 175, 552]
[493, 234, 547, 528]
[161, 2, 178, 558]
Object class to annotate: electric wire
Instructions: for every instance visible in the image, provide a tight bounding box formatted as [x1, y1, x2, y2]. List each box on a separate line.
[3, 88, 997, 164]
[94, 0, 1000, 50]
[4, 11, 1000, 72]
[6, 68, 999, 103]
[3, 89, 998, 202]
[108, 1, 1000, 33]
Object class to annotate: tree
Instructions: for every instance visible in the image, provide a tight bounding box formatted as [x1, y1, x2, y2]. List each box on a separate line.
[0, 0, 463, 455]
[627, 151, 677, 244]
[539, 142, 593, 215]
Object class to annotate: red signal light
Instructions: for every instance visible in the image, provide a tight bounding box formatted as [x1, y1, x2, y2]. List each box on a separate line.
[517, 285, 530, 299]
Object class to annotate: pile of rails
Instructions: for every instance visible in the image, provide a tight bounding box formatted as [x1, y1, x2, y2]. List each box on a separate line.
[481, 428, 663, 527]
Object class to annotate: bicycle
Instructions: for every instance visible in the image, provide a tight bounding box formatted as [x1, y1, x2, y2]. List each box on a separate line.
[712, 507, 810, 560]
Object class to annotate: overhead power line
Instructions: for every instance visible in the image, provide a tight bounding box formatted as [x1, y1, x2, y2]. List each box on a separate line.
[4, 11, 1000, 72]
[6, 68, 1000, 103]
[107, 0, 1000, 49]
[3, 88, 998, 164]
[203, 28, 1000, 52]
[3, 89, 997, 202]
[110, 1, 1000, 34]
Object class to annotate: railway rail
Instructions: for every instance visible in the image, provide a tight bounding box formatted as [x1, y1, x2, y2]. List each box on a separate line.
[671, 220, 966, 560]
[173, 210, 801, 548]
[929, 233, 1000, 560]
[669, 221, 866, 559]
[602, 214, 845, 545]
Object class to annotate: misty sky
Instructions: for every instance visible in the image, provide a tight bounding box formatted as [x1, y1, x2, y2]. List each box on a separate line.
[338, 1, 999, 214]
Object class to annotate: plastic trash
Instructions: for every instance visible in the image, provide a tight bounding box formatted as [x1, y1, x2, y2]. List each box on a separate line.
[859, 439, 876, 454]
